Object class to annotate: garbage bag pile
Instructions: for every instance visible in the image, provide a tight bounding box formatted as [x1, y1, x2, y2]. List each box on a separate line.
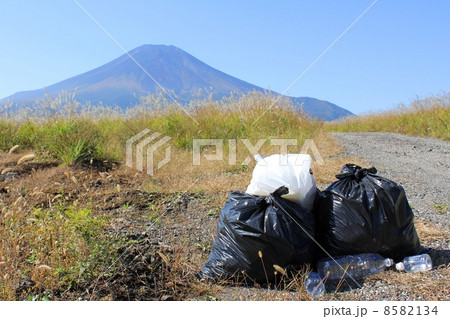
[198, 155, 422, 284]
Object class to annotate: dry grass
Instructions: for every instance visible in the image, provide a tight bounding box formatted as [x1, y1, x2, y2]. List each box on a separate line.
[142, 131, 362, 195]
[0, 160, 127, 300]
[327, 93, 450, 141]
[415, 219, 449, 242]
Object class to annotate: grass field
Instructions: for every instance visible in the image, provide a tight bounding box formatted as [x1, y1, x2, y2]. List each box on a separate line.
[327, 93, 449, 141]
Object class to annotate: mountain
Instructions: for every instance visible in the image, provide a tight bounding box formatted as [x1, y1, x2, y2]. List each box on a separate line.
[290, 97, 352, 121]
[1, 44, 352, 120]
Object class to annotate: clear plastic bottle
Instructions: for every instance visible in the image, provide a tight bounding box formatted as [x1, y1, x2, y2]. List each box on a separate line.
[395, 254, 432, 272]
[317, 253, 394, 281]
[305, 271, 325, 297]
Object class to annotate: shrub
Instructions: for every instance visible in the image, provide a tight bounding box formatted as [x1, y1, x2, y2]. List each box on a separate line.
[40, 119, 105, 165]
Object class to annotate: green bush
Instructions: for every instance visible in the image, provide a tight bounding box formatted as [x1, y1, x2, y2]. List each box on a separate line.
[40, 119, 105, 165]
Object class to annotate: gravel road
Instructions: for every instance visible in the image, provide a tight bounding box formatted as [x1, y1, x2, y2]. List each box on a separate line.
[331, 132, 449, 230]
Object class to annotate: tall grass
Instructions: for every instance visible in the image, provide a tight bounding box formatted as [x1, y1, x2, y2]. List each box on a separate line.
[0, 91, 324, 165]
[327, 93, 450, 141]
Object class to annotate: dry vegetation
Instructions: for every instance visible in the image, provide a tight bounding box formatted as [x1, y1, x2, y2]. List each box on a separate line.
[327, 92, 450, 141]
[0, 92, 448, 300]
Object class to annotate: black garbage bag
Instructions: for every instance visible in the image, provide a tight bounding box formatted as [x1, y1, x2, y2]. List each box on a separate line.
[317, 164, 421, 261]
[198, 186, 316, 283]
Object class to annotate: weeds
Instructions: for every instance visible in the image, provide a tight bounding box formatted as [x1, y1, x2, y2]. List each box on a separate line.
[327, 92, 450, 141]
[40, 119, 106, 165]
[433, 204, 448, 215]
[0, 204, 122, 300]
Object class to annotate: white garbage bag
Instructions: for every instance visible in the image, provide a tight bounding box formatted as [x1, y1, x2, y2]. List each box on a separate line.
[246, 154, 316, 211]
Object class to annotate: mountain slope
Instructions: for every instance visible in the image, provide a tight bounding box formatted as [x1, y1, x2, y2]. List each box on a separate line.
[1, 44, 352, 120]
[290, 97, 352, 121]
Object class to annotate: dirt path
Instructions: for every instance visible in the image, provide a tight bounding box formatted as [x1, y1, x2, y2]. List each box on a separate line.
[331, 132, 449, 230]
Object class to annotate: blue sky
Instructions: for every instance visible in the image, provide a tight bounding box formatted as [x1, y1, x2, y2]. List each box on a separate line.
[1, 0, 449, 114]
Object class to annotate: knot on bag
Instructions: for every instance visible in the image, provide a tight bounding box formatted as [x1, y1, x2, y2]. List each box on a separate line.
[335, 164, 377, 180]
[265, 186, 289, 204]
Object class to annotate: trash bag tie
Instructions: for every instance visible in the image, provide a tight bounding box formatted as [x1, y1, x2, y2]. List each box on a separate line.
[336, 165, 377, 180]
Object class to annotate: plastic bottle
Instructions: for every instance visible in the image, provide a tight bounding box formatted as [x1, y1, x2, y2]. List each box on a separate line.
[305, 271, 325, 297]
[395, 254, 432, 272]
[317, 253, 394, 281]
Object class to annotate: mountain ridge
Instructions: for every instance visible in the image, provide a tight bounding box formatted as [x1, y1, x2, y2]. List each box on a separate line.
[1, 44, 352, 120]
